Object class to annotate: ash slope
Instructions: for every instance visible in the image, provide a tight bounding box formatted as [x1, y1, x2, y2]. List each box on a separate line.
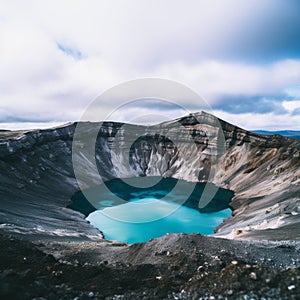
[0, 111, 299, 241]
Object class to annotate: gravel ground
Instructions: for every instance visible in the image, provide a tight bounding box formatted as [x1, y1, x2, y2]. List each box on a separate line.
[1, 233, 300, 300]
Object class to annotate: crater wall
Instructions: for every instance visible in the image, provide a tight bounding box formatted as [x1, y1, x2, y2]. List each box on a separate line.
[0, 112, 299, 241]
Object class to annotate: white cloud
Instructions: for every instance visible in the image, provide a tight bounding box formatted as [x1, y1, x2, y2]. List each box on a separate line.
[156, 60, 300, 105]
[0, 0, 300, 130]
[0, 122, 64, 131]
[214, 110, 300, 131]
[282, 100, 300, 113]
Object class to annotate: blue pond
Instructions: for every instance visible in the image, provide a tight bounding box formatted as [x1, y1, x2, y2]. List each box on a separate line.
[87, 198, 231, 244]
[72, 177, 234, 244]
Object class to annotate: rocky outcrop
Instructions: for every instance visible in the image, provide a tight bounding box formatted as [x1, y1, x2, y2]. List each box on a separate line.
[0, 111, 299, 241]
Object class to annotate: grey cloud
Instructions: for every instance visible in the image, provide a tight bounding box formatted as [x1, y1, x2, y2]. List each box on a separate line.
[0, 115, 54, 123]
[292, 108, 300, 116]
[137, 1, 300, 69]
[213, 95, 288, 115]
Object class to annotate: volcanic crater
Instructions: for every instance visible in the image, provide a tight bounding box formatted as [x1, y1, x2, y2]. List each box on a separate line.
[1, 111, 300, 299]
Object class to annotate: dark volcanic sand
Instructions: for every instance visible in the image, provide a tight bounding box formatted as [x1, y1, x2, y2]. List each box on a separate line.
[1, 233, 299, 300]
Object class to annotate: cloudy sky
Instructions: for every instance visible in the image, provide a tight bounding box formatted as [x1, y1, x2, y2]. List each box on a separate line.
[0, 0, 300, 130]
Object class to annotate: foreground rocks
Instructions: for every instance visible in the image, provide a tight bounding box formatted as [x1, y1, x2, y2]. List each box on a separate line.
[1, 233, 300, 299]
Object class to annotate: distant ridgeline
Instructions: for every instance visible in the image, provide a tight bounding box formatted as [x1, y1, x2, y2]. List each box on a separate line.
[253, 130, 300, 140]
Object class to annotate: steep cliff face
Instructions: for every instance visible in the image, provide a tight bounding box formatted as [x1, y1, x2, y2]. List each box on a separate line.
[0, 112, 299, 241]
[214, 124, 300, 240]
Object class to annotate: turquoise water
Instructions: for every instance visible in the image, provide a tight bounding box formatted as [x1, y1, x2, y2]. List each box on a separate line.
[87, 197, 232, 244]
[70, 177, 233, 244]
